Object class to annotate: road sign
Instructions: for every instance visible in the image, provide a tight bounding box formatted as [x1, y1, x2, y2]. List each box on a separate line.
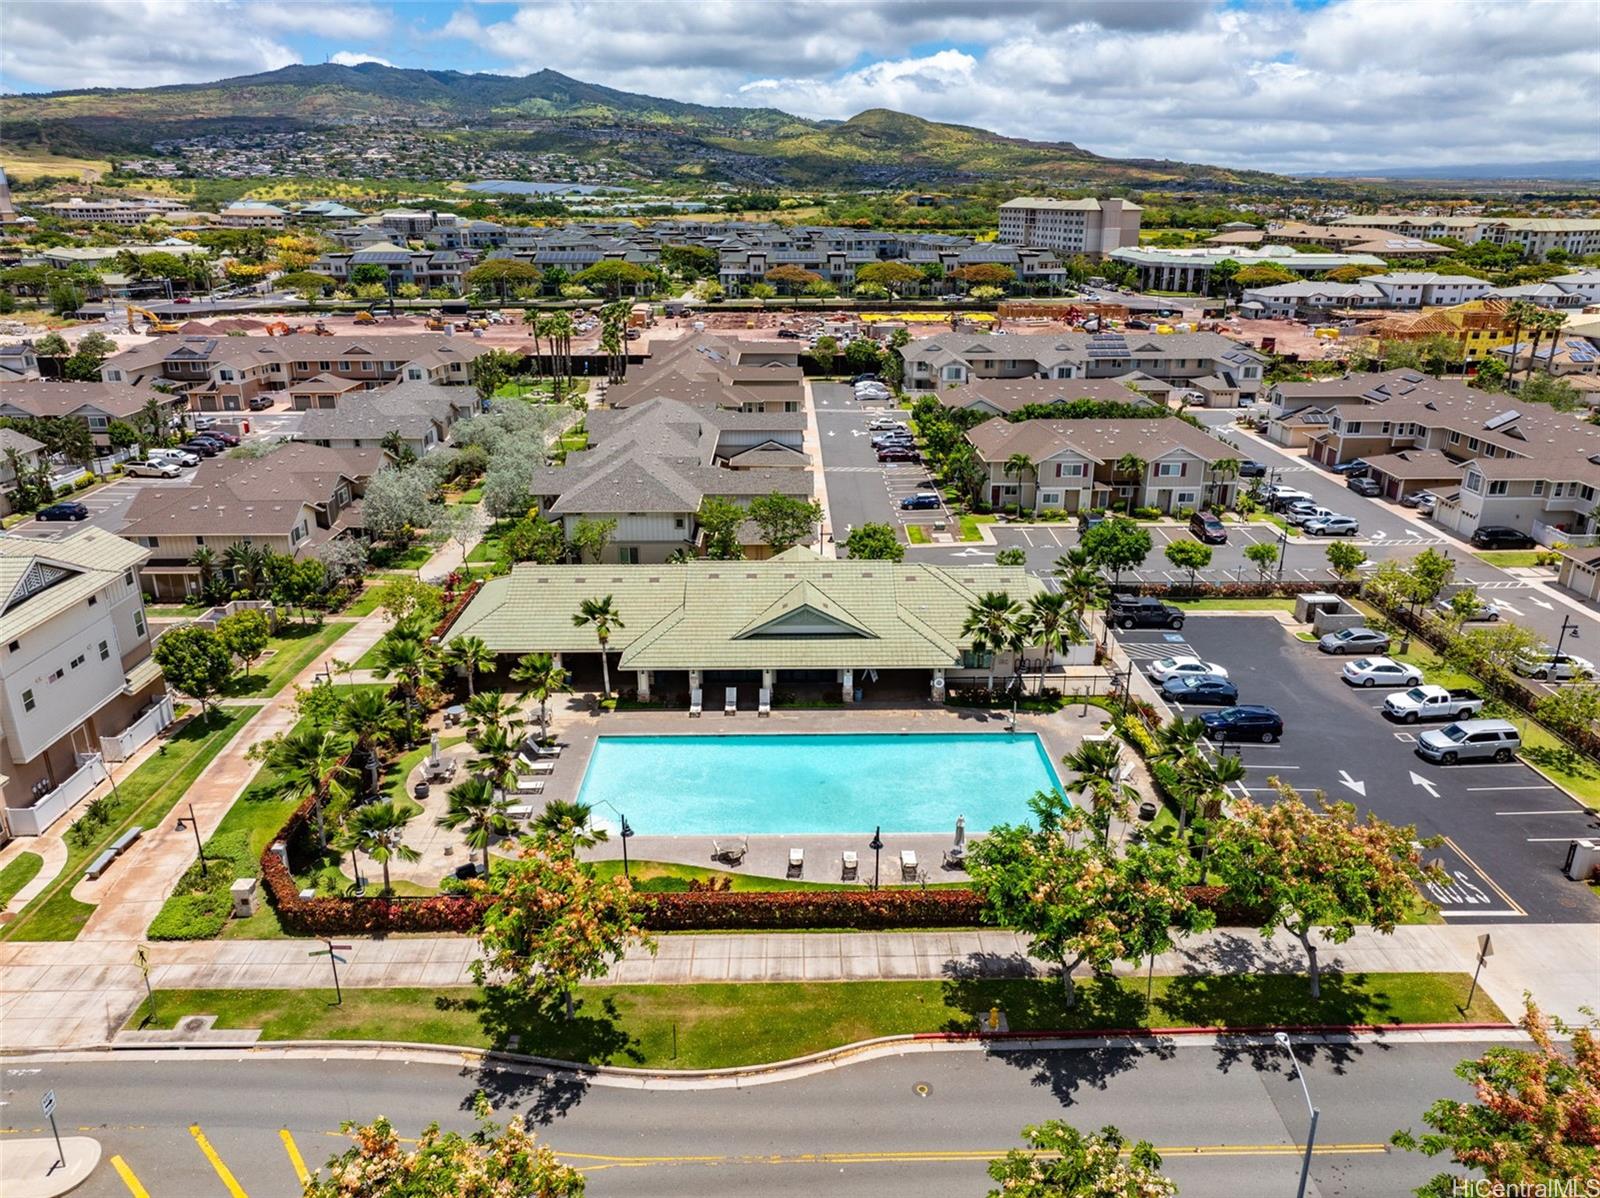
[40, 1090, 54, 1118]
[135, 946, 149, 976]
[1478, 933, 1494, 961]
[41, 1090, 64, 1170]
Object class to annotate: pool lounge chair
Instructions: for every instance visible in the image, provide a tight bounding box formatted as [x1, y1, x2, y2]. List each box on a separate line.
[788, 847, 804, 878]
[758, 688, 771, 717]
[689, 688, 702, 717]
[841, 850, 858, 881]
[712, 837, 747, 865]
[900, 849, 919, 881]
[513, 776, 546, 796]
[517, 756, 556, 776]
[724, 687, 737, 716]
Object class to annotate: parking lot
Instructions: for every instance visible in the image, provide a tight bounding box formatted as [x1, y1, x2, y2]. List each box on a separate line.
[1119, 614, 1600, 923]
[812, 382, 948, 547]
[4, 473, 192, 541]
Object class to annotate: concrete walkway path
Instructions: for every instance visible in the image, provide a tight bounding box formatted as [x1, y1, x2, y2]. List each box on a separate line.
[2, 922, 1593, 1051]
[0, 837, 67, 919]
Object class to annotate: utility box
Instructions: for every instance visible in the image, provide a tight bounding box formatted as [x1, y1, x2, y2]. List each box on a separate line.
[269, 841, 289, 871]
[230, 877, 258, 918]
[1295, 592, 1343, 623]
[1562, 839, 1600, 882]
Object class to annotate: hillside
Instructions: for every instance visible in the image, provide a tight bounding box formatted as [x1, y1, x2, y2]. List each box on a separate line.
[0, 62, 1290, 191]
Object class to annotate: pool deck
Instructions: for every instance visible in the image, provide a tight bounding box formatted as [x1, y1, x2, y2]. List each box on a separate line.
[514, 697, 1116, 881]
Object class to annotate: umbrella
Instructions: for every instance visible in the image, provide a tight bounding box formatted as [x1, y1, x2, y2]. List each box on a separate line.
[954, 814, 966, 850]
[429, 733, 441, 766]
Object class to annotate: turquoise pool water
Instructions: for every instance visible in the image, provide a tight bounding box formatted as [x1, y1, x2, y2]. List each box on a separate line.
[575, 733, 1065, 835]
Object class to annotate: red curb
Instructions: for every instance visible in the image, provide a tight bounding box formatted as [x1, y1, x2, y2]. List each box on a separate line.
[911, 1021, 1517, 1042]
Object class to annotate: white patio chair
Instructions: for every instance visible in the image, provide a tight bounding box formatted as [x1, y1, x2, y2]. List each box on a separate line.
[724, 686, 737, 715]
[689, 688, 703, 717]
[787, 847, 804, 877]
[758, 687, 771, 717]
[900, 849, 919, 881]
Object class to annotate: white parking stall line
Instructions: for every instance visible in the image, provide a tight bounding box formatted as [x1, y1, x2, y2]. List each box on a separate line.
[1020, 530, 1034, 547]
[1441, 909, 1525, 919]
[1470, 785, 1558, 792]
[1495, 809, 1584, 815]
[1527, 837, 1583, 842]
[1241, 762, 1301, 769]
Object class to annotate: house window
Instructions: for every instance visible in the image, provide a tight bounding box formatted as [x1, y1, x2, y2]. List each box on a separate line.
[87, 595, 97, 607]
[99, 640, 110, 661]
[70, 654, 85, 669]
[1176, 492, 1197, 505]
[1156, 462, 1183, 477]
[134, 611, 145, 637]
[1488, 481, 1508, 496]
[1533, 480, 1545, 496]
[7, 640, 17, 652]
[1449, 431, 1461, 444]
[618, 547, 640, 564]
[22, 688, 34, 712]
[123, 570, 133, 587]
[1467, 437, 1480, 451]
[1582, 485, 1596, 502]
[1041, 492, 1061, 505]
[1463, 473, 1482, 494]
[50, 668, 64, 682]
[674, 517, 686, 529]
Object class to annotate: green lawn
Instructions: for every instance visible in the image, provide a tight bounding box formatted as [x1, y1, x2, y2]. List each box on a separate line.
[342, 587, 388, 617]
[448, 487, 484, 506]
[0, 852, 44, 908]
[2, 708, 253, 942]
[222, 621, 354, 698]
[1172, 598, 1297, 612]
[959, 514, 996, 542]
[129, 972, 1503, 1069]
[906, 525, 930, 545]
[355, 639, 389, 671]
[1470, 550, 1542, 568]
[368, 543, 433, 571]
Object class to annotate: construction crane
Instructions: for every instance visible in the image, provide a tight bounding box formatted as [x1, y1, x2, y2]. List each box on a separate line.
[127, 305, 182, 334]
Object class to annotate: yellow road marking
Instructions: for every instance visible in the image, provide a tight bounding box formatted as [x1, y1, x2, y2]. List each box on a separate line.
[190, 1123, 250, 1198]
[110, 1154, 151, 1198]
[555, 1143, 1390, 1169]
[280, 1128, 311, 1186]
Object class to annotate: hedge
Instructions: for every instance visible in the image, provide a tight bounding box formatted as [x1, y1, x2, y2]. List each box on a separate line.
[644, 888, 982, 931]
[1121, 580, 1362, 600]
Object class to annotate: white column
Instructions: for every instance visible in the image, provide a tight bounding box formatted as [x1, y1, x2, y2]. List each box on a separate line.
[930, 668, 946, 702]
[761, 668, 776, 693]
[841, 669, 854, 703]
[636, 670, 651, 702]
[552, 653, 564, 670]
[689, 668, 702, 694]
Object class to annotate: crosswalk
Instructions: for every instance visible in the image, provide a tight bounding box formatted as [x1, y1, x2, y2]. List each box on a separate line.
[1122, 640, 1190, 660]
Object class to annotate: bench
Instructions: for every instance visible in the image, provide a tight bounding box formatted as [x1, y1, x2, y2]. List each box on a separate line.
[109, 826, 143, 855]
[84, 849, 118, 880]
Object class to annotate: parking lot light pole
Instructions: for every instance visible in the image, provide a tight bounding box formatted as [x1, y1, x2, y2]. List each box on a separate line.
[1275, 1031, 1320, 1198]
[869, 827, 884, 891]
[1551, 614, 1580, 666]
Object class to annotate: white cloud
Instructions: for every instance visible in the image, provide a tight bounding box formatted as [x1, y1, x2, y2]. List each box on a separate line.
[329, 51, 395, 68]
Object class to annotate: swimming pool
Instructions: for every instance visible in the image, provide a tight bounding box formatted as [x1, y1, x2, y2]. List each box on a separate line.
[575, 733, 1065, 836]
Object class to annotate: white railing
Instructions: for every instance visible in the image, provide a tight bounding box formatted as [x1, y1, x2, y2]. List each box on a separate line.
[4, 754, 107, 837]
[101, 695, 176, 763]
[1532, 520, 1599, 549]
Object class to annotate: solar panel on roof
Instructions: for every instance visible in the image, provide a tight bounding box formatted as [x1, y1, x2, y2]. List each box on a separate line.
[1483, 411, 1521, 431]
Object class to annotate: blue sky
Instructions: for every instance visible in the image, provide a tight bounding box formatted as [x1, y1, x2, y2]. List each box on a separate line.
[2, 0, 1596, 173]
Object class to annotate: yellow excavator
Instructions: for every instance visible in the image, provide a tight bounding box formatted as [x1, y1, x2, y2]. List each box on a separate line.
[127, 305, 182, 334]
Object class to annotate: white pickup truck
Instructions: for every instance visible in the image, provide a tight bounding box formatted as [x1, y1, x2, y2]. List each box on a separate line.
[1382, 684, 1485, 725]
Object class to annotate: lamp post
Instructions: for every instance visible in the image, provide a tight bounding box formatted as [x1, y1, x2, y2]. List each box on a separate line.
[869, 826, 884, 891]
[597, 800, 634, 882]
[1551, 613, 1581, 670]
[1275, 1031, 1320, 1198]
[174, 802, 206, 879]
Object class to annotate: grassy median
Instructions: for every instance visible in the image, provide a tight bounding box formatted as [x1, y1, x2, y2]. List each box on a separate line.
[129, 972, 1501, 1069]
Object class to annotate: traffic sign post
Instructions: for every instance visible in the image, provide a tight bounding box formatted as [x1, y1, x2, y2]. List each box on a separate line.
[41, 1090, 64, 1173]
[309, 939, 351, 1006]
[1466, 933, 1494, 1011]
[135, 944, 156, 1023]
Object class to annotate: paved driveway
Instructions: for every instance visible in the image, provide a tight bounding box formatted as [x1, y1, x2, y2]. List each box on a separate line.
[5, 474, 191, 541]
[1119, 614, 1600, 923]
[813, 382, 944, 549]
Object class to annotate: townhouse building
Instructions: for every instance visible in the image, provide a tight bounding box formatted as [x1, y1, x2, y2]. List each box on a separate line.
[217, 202, 288, 229]
[932, 377, 1169, 417]
[1333, 215, 1600, 262]
[34, 196, 191, 227]
[297, 379, 478, 455]
[0, 428, 47, 517]
[997, 198, 1142, 257]
[965, 415, 1241, 515]
[605, 336, 806, 414]
[313, 242, 469, 294]
[1, 529, 172, 839]
[901, 331, 1264, 404]
[119, 445, 380, 599]
[0, 380, 188, 451]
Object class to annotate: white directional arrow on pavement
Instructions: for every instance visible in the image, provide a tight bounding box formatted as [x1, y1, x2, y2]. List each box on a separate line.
[1409, 771, 1440, 799]
[1338, 770, 1367, 796]
[1496, 600, 1524, 616]
[1530, 597, 1554, 610]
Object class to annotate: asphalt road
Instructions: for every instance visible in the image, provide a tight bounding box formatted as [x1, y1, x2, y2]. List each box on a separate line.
[1122, 615, 1600, 923]
[813, 382, 947, 550]
[3, 1039, 1499, 1197]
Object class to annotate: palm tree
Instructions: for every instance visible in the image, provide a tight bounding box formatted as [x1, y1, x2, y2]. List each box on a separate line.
[1114, 453, 1148, 515]
[373, 634, 439, 744]
[188, 546, 219, 599]
[1053, 550, 1107, 626]
[1176, 751, 1246, 838]
[264, 728, 353, 851]
[510, 652, 570, 741]
[223, 542, 267, 598]
[472, 721, 525, 803]
[1155, 715, 1206, 765]
[1003, 452, 1037, 515]
[1061, 737, 1132, 846]
[572, 595, 624, 699]
[961, 591, 1022, 691]
[340, 801, 420, 893]
[1504, 299, 1539, 387]
[1206, 457, 1239, 511]
[438, 775, 512, 878]
[1535, 309, 1567, 380]
[334, 689, 404, 760]
[532, 798, 610, 849]
[523, 307, 544, 383]
[1026, 591, 1080, 694]
[139, 396, 169, 448]
[443, 635, 495, 698]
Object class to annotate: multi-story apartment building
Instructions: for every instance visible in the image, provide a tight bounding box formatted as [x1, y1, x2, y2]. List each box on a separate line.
[0, 381, 188, 452]
[313, 243, 469, 294]
[901, 331, 1264, 404]
[1, 529, 172, 839]
[1109, 246, 1386, 293]
[34, 196, 191, 227]
[997, 198, 1142, 257]
[217, 202, 288, 229]
[1333, 215, 1600, 262]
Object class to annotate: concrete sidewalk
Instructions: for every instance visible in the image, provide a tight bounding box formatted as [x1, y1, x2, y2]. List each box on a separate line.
[3, 923, 1594, 1050]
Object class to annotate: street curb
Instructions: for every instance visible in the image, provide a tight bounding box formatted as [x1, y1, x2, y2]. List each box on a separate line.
[8, 1022, 1521, 1090]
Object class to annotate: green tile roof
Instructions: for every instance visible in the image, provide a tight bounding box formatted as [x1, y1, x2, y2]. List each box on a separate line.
[446, 549, 1042, 670]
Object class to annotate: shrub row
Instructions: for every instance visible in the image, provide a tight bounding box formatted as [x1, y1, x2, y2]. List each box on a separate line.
[432, 579, 482, 641]
[1122, 580, 1362, 600]
[644, 888, 983, 931]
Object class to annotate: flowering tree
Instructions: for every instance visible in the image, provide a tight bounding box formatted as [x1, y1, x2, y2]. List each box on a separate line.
[305, 1095, 585, 1196]
[473, 837, 654, 1018]
[1393, 999, 1600, 1196]
[987, 1121, 1176, 1197]
[1210, 782, 1441, 997]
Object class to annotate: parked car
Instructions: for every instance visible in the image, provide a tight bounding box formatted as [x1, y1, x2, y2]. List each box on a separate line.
[1237, 460, 1268, 478]
[1471, 525, 1535, 550]
[247, 396, 274, 411]
[776, 328, 802, 339]
[900, 492, 942, 510]
[1162, 674, 1239, 705]
[877, 447, 919, 462]
[857, 389, 892, 402]
[1200, 705, 1283, 743]
[1331, 459, 1370, 476]
[868, 417, 905, 431]
[1077, 512, 1107, 531]
[1189, 511, 1228, 544]
[1341, 656, 1424, 688]
[1416, 493, 1437, 515]
[1148, 655, 1229, 683]
[1304, 514, 1360, 536]
[193, 416, 215, 431]
[149, 448, 199, 468]
[1399, 489, 1429, 508]
[1266, 486, 1314, 512]
[1415, 719, 1520, 765]
[36, 501, 90, 522]
[197, 429, 240, 447]
[125, 459, 181, 479]
[1346, 476, 1382, 497]
[1318, 627, 1391, 655]
[1383, 685, 1486, 724]
[1109, 595, 1184, 630]
[851, 373, 879, 384]
[179, 439, 222, 457]
[1511, 651, 1595, 682]
[1433, 594, 1502, 622]
[872, 433, 913, 448]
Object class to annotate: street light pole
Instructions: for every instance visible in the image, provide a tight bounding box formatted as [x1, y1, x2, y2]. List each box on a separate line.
[1551, 613, 1581, 668]
[597, 800, 634, 882]
[869, 826, 884, 891]
[1275, 1031, 1320, 1198]
[175, 802, 206, 879]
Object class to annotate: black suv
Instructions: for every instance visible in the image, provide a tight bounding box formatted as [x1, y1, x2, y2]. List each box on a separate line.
[1471, 525, 1535, 550]
[1109, 595, 1185, 630]
[1201, 705, 1284, 744]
